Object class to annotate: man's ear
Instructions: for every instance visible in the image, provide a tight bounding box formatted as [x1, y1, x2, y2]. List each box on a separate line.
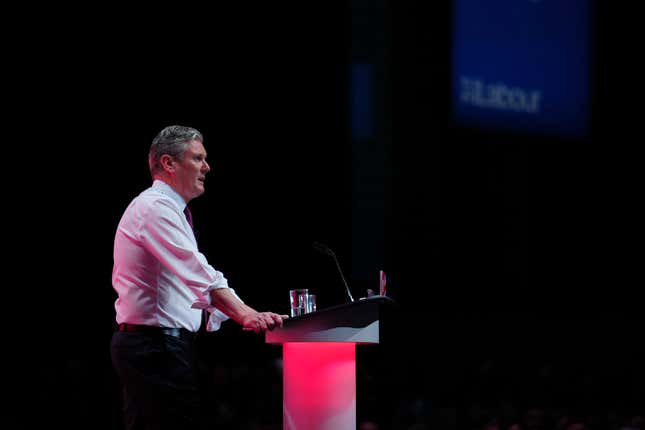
[160, 154, 175, 172]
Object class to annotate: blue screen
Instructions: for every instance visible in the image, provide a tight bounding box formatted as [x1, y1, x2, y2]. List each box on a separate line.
[452, 0, 592, 138]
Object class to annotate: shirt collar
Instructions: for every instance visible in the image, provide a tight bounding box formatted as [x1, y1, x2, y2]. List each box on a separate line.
[152, 179, 187, 210]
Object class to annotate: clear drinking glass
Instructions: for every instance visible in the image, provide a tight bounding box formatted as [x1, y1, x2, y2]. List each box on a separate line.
[289, 289, 309, 317]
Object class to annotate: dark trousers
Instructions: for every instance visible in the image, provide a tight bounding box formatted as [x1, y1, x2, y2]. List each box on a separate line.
[110, 331, 206, 430]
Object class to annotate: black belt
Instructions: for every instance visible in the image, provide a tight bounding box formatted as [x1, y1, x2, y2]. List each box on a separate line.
[117, 323, 195, 340]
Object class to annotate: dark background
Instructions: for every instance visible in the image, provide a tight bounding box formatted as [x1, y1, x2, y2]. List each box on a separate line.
[10, 1, 642, 429]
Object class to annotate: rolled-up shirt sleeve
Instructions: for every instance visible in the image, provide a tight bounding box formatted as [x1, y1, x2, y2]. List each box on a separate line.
[191, 289, 244, 331]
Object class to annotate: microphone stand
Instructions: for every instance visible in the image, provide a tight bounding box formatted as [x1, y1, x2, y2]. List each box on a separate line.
[312, 242, 355, 303]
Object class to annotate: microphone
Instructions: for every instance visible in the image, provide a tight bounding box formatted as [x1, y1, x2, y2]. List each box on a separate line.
[312, 241, 355, 303]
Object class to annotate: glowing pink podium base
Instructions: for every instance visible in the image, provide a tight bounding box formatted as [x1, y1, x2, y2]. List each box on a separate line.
[266, 297, 392, 430]
[283, 342, 356, 429]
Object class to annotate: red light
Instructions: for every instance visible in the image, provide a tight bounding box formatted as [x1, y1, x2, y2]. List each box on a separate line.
[283, 342, 356, 429]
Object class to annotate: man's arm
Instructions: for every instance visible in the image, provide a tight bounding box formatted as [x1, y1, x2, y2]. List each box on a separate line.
[210, 288, 288, 333]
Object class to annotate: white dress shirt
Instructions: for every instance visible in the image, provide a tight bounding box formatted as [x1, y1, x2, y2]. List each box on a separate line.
[113, 180, 238, 332]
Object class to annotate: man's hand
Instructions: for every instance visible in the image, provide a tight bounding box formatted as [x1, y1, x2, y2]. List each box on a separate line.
[241, 312, 289, 334]
[209, 288, 289, 334]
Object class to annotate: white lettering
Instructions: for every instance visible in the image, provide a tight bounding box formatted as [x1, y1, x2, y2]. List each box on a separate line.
[459, 76, 542, 114]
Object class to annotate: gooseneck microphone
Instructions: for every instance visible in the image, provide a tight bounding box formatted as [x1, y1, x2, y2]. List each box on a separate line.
[312, 241, 355, 303]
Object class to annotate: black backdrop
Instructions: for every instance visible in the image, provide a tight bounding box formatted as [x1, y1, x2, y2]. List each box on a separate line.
[10, 2, 643, 429]
[13, 4, 351, 428]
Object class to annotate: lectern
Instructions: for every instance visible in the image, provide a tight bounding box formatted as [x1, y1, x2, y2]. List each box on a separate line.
[265, 296, 394, 430]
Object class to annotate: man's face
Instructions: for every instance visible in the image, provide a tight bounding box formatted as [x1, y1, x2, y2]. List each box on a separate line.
[173, 139, 210, 202]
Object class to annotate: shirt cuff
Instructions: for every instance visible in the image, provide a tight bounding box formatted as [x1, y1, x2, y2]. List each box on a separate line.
[190, 288, 243, 332]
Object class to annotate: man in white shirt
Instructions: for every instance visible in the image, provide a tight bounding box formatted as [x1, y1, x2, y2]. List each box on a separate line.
[110, 124, 287, 430]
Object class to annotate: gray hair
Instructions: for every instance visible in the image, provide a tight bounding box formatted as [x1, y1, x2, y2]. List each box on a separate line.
[149, 125, 203, 176]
